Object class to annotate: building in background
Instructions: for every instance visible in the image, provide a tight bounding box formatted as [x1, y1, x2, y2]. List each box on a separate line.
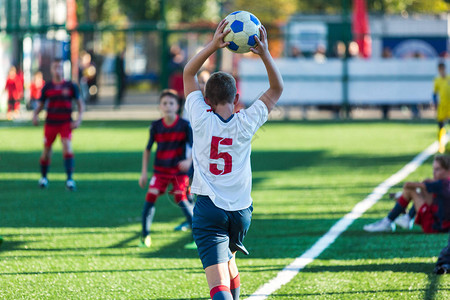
[285, 13, 449, 59]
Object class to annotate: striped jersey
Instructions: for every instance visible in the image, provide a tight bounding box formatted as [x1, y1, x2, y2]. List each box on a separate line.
[146, 115, 193, 175]
[39, 81, 79, 125]
[185, 90, 268, 211]
[425, 178, 450, 231]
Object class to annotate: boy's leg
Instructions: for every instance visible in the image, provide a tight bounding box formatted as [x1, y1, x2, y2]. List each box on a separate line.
[40, 146, 52, 179]
[62, 139, 74, 178]
[407, 187, 437, 233]
[176, 198, 193, 224]
[14, 99, 20, 116]
[142, 190, 158, 244]
[228, 253, 240, 300]
[387, 192, 411, 222]
[39, 145, 53, 188]
[39, 124, 58, 187]
[173, 175, 194, 225]
[61, 124, 75, 189]
[408, 206, 416, 219]
[205, 263, 233, 300]
[410, 188, 432, 212]
[192, 196, 235, 299]
[437, 111, 446, 152]
[7, 99, 14, 120]
[227, 207, 252, 299]
[389, 183, 429, 221]
[141, 176, 169, 246]
[435, 237, 450, 274]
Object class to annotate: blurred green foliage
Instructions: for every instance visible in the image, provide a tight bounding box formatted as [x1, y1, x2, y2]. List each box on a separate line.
[75, 0, 449, 26]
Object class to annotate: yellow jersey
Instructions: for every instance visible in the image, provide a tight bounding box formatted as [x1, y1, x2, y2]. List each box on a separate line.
[434, 75, 450, 104]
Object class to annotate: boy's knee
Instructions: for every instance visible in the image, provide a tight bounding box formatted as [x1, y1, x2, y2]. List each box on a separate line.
[174, 190, 187, 203]
[148, 188, 159, 195]
[146, 189, 160, 203]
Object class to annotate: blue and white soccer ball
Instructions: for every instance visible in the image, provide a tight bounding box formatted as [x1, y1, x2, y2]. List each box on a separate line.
[224, 11, 262, 54]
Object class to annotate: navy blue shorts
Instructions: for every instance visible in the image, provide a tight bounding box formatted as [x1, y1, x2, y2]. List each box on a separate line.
[192, 195, 253, 269]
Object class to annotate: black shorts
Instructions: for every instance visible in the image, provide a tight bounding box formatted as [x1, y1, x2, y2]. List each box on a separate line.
[192, 195, 252, 269]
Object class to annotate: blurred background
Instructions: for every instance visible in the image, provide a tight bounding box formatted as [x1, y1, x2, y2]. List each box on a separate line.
[0, 0, 449, 119]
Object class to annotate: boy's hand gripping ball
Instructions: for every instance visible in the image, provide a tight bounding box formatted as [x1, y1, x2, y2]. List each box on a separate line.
[224, 11, 262, 54]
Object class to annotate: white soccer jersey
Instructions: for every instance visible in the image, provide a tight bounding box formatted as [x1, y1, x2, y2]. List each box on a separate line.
[185, 90, 268, 211]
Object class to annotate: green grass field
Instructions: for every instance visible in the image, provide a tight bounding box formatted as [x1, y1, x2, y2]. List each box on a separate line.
[1, 119, 450, 299]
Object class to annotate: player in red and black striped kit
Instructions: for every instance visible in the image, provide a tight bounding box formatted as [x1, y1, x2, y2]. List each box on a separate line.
[138, 89, 194, 247]
[32, 59, 84, 190]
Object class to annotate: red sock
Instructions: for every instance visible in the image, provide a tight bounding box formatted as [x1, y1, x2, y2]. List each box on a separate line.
[210, 285, 231, 299]
[397, 195, 409, 208]
[230, 273, 240, 290]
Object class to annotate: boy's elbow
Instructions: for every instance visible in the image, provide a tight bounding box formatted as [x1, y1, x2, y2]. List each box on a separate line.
[273, 83, 284, 99]
[277, 81, 284, 94]
[183, 66, 196, 79]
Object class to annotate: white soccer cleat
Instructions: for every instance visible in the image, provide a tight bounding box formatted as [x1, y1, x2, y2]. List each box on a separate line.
[363, 217, 395, 232]
[139, 235, 151, 248]
[394, 214, 414, 230]
[174, 221, 191, 232]
[65, 179, 76, 191]
[38, 177, 48, 189]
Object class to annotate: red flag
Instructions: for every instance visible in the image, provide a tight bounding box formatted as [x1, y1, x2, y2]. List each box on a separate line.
[352, 0, 371, 58]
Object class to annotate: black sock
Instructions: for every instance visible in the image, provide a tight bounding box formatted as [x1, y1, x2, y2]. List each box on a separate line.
[408, 206, 416, 219]
[387, 202, 406, 221]
[142, 202, 155, 237]
[40, 159, 49, 178]
[178, 200, 193, 225]
[64, 155, 74, 180]
[230, 286, 240, 300]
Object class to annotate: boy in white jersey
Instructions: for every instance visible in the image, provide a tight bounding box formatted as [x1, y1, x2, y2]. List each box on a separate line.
[183, 20, 283, 300]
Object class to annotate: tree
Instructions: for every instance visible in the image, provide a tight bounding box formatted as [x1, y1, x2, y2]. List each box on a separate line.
[368, 0, 449, 13]
[234, 0, 298, 23]
[115, 0, 211, 23]
[293, 0, 449, 14]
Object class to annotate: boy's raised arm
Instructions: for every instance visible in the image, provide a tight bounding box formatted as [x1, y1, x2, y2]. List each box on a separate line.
[250, 26, 284, 113]
[183, 19, 230, 98]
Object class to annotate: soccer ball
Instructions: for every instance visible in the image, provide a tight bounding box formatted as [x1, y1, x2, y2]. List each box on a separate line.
[224, 11, 261, 54]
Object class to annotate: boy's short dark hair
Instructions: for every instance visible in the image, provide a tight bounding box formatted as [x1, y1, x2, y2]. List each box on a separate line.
[159, 89, 181, 106]
[435, 154, 450, 170]
[159, 89, 183, 114]
[205, 71, 237, 106]
[438, 62, 446, 69]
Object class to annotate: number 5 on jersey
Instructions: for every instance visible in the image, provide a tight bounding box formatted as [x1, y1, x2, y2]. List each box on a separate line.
[210, 136, 233, 175]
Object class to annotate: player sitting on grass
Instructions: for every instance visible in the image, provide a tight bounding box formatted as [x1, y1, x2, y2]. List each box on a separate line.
[183, 20, 283, 300]
[32, 59, 84, 191]
[364, 154, 450, 233]
[138, 89, 194, 248]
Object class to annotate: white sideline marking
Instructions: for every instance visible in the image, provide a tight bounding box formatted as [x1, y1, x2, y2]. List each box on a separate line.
[247, 141, 438, 300]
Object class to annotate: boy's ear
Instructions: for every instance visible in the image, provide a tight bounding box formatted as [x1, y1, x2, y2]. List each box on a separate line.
[233, 93, 240, 105]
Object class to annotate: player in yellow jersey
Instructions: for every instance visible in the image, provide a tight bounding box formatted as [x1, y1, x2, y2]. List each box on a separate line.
[433, 62, 450, 153]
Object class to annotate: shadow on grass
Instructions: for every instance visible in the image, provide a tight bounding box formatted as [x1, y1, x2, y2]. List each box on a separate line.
[251, 150, 421, 173]
[240, 286, 450, 298]
[0, 265, 204, 276]
[0, 141, 437, 263]
[154, 297, 208, 300]
[425, 272, 443, 300]
[304, 262, 434, 274]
